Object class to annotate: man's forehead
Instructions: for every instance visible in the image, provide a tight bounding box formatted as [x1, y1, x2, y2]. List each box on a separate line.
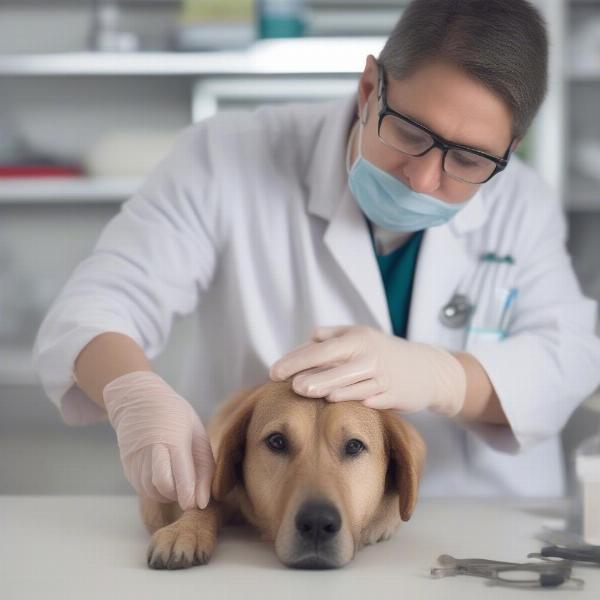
[383, 63, 513, 155]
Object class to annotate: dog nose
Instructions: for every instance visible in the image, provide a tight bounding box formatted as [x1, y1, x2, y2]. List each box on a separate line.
[295, 501, 341, 543]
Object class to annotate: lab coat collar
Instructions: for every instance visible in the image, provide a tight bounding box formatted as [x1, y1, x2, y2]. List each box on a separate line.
[305, 94, 392, 332]
[305, 94, 490, 335]
[305, 93, 358, 222]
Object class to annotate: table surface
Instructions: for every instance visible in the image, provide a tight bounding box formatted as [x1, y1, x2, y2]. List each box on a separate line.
[1, 495, 598, 600]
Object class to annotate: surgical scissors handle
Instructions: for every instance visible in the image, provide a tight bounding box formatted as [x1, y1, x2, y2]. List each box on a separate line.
[431, 554, 517, 578]
[528, 545, 600, 565]
[431, 553, 584, 588]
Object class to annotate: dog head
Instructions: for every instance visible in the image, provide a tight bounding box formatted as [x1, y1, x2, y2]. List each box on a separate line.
[211, 380, 426, 568]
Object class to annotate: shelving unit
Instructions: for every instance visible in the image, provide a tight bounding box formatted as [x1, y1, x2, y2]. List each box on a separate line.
[0, 37, 387, 76]
[0, 15, 572, 210]
[0, 37, 382, 213]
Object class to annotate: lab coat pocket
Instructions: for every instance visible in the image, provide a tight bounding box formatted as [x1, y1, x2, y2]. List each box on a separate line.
[465, 286, 518, 352]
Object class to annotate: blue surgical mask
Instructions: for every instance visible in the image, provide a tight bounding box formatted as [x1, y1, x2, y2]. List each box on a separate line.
[346, 118, 469, 232]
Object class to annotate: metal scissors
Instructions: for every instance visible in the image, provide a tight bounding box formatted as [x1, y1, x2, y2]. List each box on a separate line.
[431, 553, 585, 589]
[528, 544, 600, 566]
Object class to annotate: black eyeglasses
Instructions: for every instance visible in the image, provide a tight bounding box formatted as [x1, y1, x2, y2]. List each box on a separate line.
[376, 64, 513, 184]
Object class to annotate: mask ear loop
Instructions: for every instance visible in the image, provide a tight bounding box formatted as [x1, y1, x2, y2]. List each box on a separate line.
[346, 119, 360, 173]
[361, 102, 369, 125]
[346, 99, 370, 174]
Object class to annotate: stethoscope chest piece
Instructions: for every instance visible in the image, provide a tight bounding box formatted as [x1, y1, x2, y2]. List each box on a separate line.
[439, 293, 474, 329]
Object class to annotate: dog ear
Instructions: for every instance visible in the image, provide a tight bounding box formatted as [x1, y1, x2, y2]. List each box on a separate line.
[211, 389, 260, 501]
[381, 410, 427, 522]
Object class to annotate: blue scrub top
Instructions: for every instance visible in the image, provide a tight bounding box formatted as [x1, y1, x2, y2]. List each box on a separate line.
[368, 225, 425, 338]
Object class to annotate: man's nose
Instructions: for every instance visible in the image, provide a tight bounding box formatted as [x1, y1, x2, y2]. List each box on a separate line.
[402, 146, 444, 194]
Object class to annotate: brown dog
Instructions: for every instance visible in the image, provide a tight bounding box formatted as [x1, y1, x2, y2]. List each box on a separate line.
[141, 379, 426, 569]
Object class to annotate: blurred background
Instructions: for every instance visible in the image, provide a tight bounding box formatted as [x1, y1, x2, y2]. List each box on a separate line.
[0, 0, 599, 497]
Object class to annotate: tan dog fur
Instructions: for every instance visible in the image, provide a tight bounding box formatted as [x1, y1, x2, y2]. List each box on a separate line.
[141, 380, 426, 569]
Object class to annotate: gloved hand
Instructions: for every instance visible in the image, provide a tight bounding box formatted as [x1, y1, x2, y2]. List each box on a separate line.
[270, 325, 467, 417]
[102, 370, 215, 511]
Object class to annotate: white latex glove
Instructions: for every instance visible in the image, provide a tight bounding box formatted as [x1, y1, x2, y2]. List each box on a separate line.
[102, 370, 215, 511]
[270, 325, 467, 417]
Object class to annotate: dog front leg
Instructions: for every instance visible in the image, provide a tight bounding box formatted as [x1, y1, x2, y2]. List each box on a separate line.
[146, 501, 222, 570]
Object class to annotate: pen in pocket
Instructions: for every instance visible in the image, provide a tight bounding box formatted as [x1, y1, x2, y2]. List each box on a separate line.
[498, 287, 518, 333]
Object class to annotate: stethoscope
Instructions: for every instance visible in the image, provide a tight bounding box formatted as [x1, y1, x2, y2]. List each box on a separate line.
[438, 253, 514, 329]
[439, 293, 474, 329]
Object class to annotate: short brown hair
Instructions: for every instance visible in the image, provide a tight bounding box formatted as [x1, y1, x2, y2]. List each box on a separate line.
[378, 0, 548, 139]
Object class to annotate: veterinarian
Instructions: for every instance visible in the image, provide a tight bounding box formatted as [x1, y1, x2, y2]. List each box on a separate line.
[34, 0, 600, 512]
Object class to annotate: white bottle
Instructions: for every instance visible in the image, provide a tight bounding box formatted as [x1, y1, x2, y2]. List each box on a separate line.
[89, 0, 138, 52]
[575, 432, 600, 545]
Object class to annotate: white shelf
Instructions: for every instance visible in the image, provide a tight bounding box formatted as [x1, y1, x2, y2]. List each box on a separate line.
[0, 347, 37, 386]
[0, 176, 141, 204]
[0, 37, 386, 76]
[306, 9, 401, 36]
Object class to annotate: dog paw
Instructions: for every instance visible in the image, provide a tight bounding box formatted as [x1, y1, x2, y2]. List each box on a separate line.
[376, 530, 393, 542]
[146, 520, 215, 570]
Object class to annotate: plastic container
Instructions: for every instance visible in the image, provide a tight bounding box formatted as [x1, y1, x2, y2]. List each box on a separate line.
[258, 0, 305, 38]
[575, 433, 600, 545]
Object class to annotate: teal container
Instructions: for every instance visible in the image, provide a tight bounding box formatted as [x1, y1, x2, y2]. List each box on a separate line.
[258, 0, 305, 38]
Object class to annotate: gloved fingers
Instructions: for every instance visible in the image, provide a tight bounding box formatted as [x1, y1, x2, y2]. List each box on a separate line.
[292, 356, 375, 398]
[169, 444, 196, 512]
[126, 449, 170, 503]
[288, 338, 317, 352]
[150, 444, 177, 503]
[268, 339, 316, 381]
[270, 334, 356, 382]
[363, 393, 402, 411]
[311, 325, 353, 342]
[191, 419, 216, 509]
[123, 449, 146, 497]
[194, 467, 213, 510]
[327, 377, 386, 403]
[139, 448, 158, 500]
[140, 447, 175, 503]
[195, 477, 212, 511]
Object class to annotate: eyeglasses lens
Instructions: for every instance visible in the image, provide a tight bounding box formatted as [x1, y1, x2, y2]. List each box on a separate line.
[378, 114, 497, 184]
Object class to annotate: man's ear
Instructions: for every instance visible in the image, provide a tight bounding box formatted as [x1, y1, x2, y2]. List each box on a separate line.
[357, 54, 379, 123]
[211, 389, 260, 501]
[381, 410, 427, 522]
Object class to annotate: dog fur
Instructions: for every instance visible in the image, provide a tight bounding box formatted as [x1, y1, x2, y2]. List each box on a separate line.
[141, 379, 426, 569]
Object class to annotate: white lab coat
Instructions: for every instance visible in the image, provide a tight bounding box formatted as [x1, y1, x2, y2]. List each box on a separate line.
[33, 94, 600, 498]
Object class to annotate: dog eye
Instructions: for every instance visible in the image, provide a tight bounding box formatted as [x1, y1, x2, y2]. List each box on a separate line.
[345, 439, 365, 456]
[265, 432, 287, 452]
